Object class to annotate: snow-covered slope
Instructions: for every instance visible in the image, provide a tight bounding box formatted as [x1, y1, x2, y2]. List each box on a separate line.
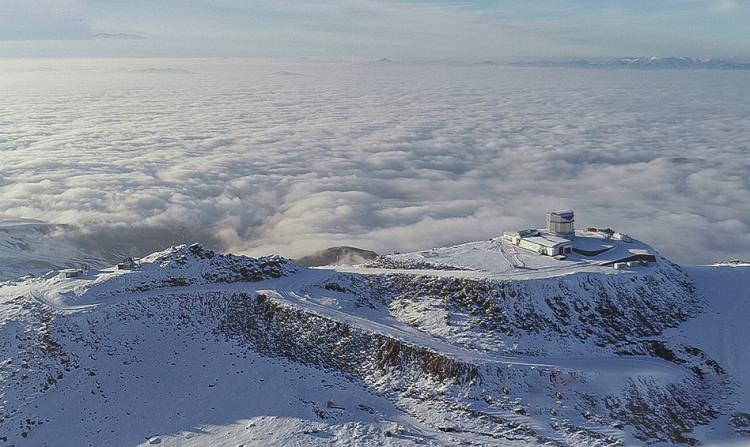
[663, 264, 750, 444]
[0, 239, 748, 446]
[28, 243, 296, 309]
[0, 219, 110, 282]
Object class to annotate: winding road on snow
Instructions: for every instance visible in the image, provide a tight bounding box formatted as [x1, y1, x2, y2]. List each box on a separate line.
[26, 266, 687, 382]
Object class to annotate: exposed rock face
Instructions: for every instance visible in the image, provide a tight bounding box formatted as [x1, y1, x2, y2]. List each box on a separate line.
[382, 263, 696, 353]
[731, 412, 750, 436]
[604, 379, 719, 445]
[218, 292, 480, 386]
[366, 257, 474, 271]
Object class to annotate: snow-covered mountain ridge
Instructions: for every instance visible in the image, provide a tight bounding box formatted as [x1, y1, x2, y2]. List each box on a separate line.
[0, 219, 110, 283]
[1, 238, 748, 446]
[515, 56, 750, 70]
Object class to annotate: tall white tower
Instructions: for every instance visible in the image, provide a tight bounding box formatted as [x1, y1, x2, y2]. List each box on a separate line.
[546, 210, 575, 238]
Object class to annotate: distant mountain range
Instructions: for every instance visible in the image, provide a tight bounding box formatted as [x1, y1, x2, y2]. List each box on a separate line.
[516, 56, 750, 70]
[362, 56, 750, 69]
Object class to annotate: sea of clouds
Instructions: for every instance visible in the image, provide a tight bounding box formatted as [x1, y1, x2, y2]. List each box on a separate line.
[0, 59, 748, 264]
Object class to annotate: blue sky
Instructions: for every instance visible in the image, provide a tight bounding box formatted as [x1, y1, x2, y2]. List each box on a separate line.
[2, 0, 749, 58]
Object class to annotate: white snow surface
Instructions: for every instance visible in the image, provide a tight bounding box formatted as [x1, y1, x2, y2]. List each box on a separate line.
[343, 231, 655, 280]
[662, 264, 750, 446]
[0, 238, 748, 446]
[0, 218, 109, 282]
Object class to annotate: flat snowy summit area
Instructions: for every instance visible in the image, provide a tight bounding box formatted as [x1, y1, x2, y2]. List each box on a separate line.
[1, 237, 749, 446]
[338, 231, 655, 280]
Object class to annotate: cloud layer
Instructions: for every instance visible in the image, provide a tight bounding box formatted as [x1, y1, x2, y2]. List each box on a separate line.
[1, 59, 748, 264]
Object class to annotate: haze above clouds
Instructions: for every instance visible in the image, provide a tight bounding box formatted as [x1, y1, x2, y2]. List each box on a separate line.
[2, 0, 750, 58]
[1, 59, 748, 264]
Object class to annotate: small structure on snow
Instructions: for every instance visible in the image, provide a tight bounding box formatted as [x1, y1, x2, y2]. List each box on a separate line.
[612, 232, 632, 242]
[586, 227, 632, 242]
[601, 249, 655, 267]
[61, 268, 83, 278]
[117, 257, 138, 270]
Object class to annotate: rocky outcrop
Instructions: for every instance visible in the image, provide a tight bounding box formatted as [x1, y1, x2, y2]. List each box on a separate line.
[218, 292, 480, 386]
[105, 244, 297, 294]
[382, 263, 696, 349]
[605, 379, 718, 445]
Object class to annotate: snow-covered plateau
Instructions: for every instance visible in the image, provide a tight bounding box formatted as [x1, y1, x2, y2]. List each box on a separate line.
[1, 232, 749, 446]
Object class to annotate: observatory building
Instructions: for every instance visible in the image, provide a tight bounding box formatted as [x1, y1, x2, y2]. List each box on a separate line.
[503, 210, 576, 256]
[502, 210, 576, 257]
[502, 230, 573, 257]
[546, 210, 575, 237]
[501, 210, 654, 266]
